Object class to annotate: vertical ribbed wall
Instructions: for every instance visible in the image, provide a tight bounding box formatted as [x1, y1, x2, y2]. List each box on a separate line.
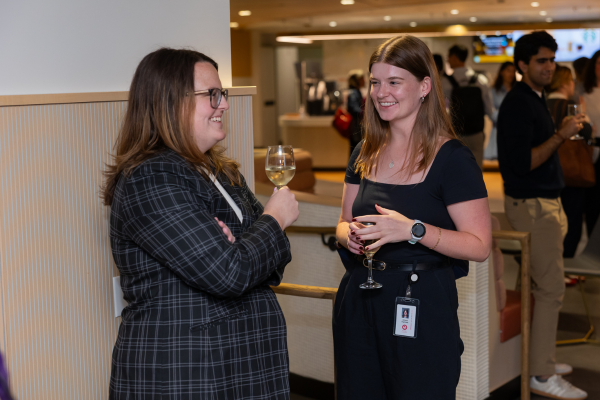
[456, 260, 490, 400]
[0, 95, 254, 399]
[222, 95, 255, 192]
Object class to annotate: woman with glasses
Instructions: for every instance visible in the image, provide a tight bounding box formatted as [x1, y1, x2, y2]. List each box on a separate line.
[103, 48, 299, 400]
[334, 36, 491, 399]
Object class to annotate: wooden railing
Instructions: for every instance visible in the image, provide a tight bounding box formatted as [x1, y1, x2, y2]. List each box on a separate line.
[277, 226, 532, 400]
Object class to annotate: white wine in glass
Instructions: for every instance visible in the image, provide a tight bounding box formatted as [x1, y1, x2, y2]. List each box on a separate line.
[266, 145, 296, 189]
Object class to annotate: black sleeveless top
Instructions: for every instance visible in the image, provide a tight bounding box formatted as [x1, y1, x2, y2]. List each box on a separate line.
[345, 139, 487, 277]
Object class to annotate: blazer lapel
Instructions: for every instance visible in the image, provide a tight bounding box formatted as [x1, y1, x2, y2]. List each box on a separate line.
[218, 176, 253, 229]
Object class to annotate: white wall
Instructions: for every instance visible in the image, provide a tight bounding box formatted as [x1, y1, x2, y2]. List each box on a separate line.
[0, 0, 232, 95]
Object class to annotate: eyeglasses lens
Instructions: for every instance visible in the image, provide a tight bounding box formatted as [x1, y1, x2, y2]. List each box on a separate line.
[210, 89, 228, 109]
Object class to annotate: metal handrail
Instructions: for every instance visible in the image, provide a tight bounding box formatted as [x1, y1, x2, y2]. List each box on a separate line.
[279, 226, 532, 400]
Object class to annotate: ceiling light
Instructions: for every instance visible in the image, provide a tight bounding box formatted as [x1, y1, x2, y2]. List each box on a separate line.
[384, 15, 392, 21]
[276, 36, 314, 44]
[409, 21, 417, 27]
[540, 10, 547, 15]
[340, 0, 355, 4]
[238, 10, 251, 16]
[230, 22, 239, 28]
[531, 2, 540, 7]
[546, 17, 553, 22]
[469, 17, 477, 22]
[450, 9, 459, 15]
[329, 21, 338, 27]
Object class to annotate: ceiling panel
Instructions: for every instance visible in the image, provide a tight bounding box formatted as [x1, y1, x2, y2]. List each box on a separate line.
[230, 0, 600, 32]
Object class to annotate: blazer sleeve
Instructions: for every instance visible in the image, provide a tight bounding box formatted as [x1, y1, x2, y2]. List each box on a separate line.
[121, 169, 291, 298]
[239, 173, 290, 287]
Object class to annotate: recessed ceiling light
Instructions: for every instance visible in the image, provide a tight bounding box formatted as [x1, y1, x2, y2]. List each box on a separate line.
[341, 0, 354, 4]
[329, 21, 338, 27]
[409, 21, 417, 27]
[540, 10, 547, 15]
[384, 15, 392, 21]
[450, 9, 459, 15]
[495, 31, 502, 36]
[531, 2, 540, 7]
[546, 17, 553, 22]
[230, 22, 239, 28]
[469, 17, 477, 22]
[238, 10, 251, 16]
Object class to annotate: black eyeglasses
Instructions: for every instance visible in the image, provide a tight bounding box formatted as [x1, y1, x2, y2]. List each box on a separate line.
[190, 88, 228, 109]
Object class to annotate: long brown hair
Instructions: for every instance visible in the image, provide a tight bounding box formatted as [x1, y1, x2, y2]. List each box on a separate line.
[355, 35, 456, 180]
[548, 65, 572, 93]
[493, 61, 516, 91]
[102, 48, 240, 206]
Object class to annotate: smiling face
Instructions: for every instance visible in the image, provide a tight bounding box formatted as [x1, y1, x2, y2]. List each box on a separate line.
[519, 46, 556, 92]
[369, 62, 430, 127]
[192, 62, 229, 153]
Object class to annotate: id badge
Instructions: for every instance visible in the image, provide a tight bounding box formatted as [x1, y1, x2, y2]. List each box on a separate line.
[393, 297, 419, 338]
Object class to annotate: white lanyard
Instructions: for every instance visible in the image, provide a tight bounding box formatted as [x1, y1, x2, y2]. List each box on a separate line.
[208, 173, 243, 223]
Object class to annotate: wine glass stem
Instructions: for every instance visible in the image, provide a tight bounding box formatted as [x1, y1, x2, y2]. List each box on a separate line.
[367, 257, 374, 283]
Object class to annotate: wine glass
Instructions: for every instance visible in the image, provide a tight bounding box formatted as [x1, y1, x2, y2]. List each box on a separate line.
[359, 222, 384, 289]
[568, 104, 584, 141]
[266, 145, 296, 189]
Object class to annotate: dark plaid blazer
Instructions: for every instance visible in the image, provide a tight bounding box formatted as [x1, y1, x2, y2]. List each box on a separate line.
[108, 149, 292, 399]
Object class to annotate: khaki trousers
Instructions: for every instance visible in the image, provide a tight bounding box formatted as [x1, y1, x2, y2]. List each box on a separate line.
[461, 132, 484, 170]
[504, 196, 568, 376]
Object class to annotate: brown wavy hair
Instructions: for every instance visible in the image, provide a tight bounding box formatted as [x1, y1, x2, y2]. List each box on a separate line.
[102, 48, 240, 206]
[548, 65, 573, 93]
[354, 35, 456, 180]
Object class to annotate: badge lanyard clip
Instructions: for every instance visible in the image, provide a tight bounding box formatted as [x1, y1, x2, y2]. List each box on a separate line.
[405, 261, 419, 298]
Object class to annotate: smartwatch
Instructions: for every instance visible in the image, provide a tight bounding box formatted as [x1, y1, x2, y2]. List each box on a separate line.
[409, 220, 426, 245]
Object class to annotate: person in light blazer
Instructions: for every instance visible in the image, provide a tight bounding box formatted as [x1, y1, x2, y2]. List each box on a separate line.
[103, 48, 299, 399]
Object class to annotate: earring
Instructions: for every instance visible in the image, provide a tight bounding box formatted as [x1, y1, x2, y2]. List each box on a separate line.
[420, 96, 425, 103]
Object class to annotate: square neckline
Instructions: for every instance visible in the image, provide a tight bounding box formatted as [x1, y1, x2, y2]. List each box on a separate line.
[363, 139, 454, 187]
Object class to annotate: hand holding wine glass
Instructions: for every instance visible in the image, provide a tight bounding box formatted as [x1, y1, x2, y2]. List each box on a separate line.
[266, 145, 296, 189]
[566, 104, 585, 141]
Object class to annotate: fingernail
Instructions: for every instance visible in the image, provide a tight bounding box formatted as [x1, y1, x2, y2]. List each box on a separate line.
[356, 236, 361, 240]
[359, 251, 364, 255]
[365, 247, 369, 250]
[350, 231, 355, 235]
[352, 218, 357, 222]
[361, 240, 365, 244]
[376, 203, 380, 207]
[359, 246, 364, 250]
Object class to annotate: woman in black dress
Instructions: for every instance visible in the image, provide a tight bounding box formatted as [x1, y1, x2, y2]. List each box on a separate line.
[334, 36, 492, 400]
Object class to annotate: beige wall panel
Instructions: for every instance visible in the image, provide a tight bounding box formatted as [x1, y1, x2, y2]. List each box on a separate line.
[222, 95, 255, 192]
[0, 101, 127, 399]
[0, 94, 253, 399]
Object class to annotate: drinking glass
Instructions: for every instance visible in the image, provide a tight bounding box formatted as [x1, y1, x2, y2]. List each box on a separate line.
[568, 104, 584, 141]
[359, 222, 384, 289]
[266, 145, 296, 189]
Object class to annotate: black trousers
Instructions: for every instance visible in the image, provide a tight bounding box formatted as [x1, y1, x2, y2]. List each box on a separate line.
[332, 257, 463, 400]
[561, 186, 585, 258]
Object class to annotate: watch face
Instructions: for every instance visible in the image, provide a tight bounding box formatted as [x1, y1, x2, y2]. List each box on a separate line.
[412, 223, 426, 238]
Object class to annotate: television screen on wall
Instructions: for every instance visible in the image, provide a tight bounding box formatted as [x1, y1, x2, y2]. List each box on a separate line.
[474, 29, 600, 63]
[473, 34, 515, 63]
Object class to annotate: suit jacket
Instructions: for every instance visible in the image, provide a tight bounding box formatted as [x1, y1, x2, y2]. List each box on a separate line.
[108, 149, 292, 399]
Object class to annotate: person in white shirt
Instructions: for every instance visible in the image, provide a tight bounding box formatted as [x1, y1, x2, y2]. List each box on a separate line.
[582, 50, 600, 236]
[442, 45, 494, 168]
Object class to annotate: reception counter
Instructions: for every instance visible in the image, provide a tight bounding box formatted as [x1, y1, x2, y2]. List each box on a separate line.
[279, 114, 350, 169]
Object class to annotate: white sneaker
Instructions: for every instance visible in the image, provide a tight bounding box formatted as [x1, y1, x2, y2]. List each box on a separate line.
[530, 375, 587, 399]
[556, 363, 573, 376]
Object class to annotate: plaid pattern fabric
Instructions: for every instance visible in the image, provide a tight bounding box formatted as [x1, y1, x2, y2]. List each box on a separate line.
[109, 150, 292, 399]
